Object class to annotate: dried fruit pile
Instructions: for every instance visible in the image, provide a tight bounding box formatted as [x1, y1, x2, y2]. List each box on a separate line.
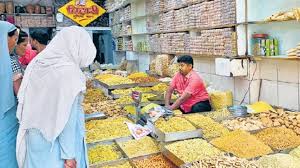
[210, 130, 273, 159]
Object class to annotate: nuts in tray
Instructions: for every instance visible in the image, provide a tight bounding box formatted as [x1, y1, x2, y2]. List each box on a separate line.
[258, 110, 300, 135]
[257, 154, 300, 168]
[129, 76, 159, 83]
[127, 72, 148, 79]
[95, 74, 134, 86]
[115, 93, 156, 105]
[183, 155, 260, 168]
[155, 117, 196, 133]
[222, 116, 265, 132]
[86, 117, 131, 143]
[83, 100, 127, 117]
[290, 146, 300, 158]
[83, 88, 108, 104]
[118, 136, 160, 158]
[254, 127, 300, 151]
[210, 130, 273, 159]
[103, 161, 133, 168]
[88, 144, 123, 165]
[111, 87, 153, 96]
[151, 83, 169, 92]
[202, 108, 231, 121]
[132, 154, 177, 168]
[165, 139, 222, 163]
[184, 114, 230, 139]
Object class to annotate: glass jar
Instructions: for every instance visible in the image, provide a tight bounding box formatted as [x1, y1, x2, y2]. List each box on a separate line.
[252, 34, 268, 56]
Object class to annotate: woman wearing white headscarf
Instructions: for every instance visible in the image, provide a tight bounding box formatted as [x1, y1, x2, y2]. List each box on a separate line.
[16, 26, 96, 168]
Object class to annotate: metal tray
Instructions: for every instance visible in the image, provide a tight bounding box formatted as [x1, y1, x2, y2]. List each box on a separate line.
[162, 146, 185, 167]
[88, 141, 129, 168]
[85, 112, 106, 121]
[95, 80, 138, 90]
[92, 158, 135, 168]
[87, 136, 133, 146]
[137, 82, 161, 87]
[115, 137, 161, 159]
[153, 126, 202, 142]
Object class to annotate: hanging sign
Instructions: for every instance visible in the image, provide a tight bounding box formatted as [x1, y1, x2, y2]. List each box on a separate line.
[58, 0, 106, 27]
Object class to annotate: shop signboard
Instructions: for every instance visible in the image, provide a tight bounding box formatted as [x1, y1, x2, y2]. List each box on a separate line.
[58, 0, 106, 27]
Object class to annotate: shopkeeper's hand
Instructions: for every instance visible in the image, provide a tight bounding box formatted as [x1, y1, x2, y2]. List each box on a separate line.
[165, 104, 172, 110]
[64, 159, 76, 168]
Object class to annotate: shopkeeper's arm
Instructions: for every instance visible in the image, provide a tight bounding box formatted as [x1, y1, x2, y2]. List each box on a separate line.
[165, 86, 174, 108]
[169, 92, 191, 110]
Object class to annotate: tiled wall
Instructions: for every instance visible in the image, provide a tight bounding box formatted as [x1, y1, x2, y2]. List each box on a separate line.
[193, 57, 300, 111]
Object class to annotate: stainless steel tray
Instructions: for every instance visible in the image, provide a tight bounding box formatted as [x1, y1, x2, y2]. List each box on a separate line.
[88, 141, 129, 168]
[87, 136, 133, 146]
[115, 137, 161, 159]
[153, 127, 202, 142]
[137, 82, 161, 87]
[162, 146, 185, 167]
[85, 112, 106, 121]
[95, 80, 138, 90]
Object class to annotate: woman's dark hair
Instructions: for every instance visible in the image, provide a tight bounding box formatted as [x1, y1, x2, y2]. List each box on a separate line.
[177, 55, 194, 67]
[8, 28, 17, 37]
[17, 30, 28, 44]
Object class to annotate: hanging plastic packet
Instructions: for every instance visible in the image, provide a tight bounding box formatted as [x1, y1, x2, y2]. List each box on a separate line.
[126, 122, 152, 140]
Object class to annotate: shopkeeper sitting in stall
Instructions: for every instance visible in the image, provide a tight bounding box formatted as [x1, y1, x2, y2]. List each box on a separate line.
[165, 55, 211, 113]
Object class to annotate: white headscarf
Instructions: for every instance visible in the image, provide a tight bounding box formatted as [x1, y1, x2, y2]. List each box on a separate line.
[16, 26, 96, 167]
